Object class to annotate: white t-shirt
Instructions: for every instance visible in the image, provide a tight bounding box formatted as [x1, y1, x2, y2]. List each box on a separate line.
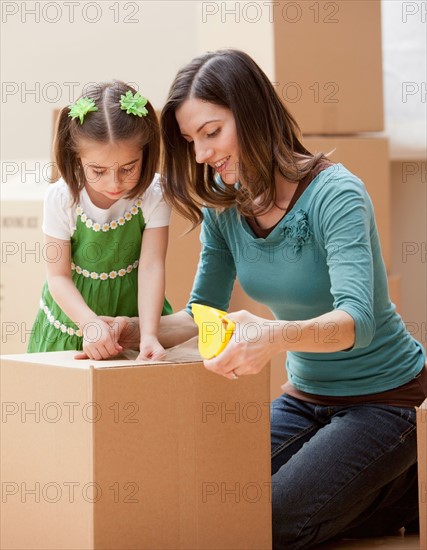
[42, 174, 171, 240]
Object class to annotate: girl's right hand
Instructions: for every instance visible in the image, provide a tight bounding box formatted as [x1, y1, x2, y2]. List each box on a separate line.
[82, 317, 123, 360]
[137, 334, 166, 361]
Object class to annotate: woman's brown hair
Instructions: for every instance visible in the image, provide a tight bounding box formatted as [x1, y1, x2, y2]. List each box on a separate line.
[161, 49, 328, 225]
[53, 80, 160, 204]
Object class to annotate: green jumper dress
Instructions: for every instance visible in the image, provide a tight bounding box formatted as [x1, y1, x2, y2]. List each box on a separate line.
[28, 197, 172, 352]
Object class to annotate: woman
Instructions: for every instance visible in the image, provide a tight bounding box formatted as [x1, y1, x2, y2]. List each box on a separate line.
[94, 50, 427, 549]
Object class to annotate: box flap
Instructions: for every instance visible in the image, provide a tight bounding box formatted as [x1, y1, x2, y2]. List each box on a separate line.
[1, 338, 203, 370]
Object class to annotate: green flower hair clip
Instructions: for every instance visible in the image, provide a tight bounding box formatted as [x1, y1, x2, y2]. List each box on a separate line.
[68, 97, 98, 125]
[120, 91, 148, 117]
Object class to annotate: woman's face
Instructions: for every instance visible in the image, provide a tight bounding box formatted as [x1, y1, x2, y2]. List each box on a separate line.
[175, 98, 240, 186]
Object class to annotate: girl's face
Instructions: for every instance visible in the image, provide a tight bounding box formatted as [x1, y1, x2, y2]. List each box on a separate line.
[175, 99, 240, 186]
[78, 139, 143, 208]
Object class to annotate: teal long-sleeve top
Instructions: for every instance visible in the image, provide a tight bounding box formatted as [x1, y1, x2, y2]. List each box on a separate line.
[185, 163, 425, 396]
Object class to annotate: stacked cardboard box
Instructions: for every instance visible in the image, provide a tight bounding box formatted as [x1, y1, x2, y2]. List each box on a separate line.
[274, 0, 383, 135]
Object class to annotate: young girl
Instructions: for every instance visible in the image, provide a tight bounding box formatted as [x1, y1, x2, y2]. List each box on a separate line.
[28, 81, 172, 360]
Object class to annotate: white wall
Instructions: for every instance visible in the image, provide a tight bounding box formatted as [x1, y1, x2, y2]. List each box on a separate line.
[195, 0, 274, 78]
[382, 0, 427, 158]
[1, 1, 198, 159]
[1, 0, 275, 161]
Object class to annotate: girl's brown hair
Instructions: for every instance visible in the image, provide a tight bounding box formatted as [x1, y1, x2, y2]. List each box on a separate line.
[53, 80, 159, 204]
[161, 49, 328, 225]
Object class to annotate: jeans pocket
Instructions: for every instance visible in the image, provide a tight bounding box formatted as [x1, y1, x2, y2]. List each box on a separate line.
[399, 407, 417, 442]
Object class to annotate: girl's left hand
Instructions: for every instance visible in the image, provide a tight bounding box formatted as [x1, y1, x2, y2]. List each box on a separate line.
[203, 310, 281, 380]
[137, 334, 166, 361]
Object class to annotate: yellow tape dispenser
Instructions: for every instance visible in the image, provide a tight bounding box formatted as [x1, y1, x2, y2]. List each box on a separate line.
[191, 303, 235, 359]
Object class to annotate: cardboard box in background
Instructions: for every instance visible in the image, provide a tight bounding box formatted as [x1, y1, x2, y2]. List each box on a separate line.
[1, 346, 271, 550]
[390, 161, 426, 353]
[417, 399, 427, 550]
[302, 136, 391, 271]
[165, 211, 201, 311]
[0, 173, 49, 354]
[274, 0, 383, 134]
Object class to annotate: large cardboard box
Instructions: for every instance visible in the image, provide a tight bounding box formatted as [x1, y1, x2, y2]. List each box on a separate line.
[0, 345, 272, 550]
[274, 0, 383, 134]
[302, 136, 391, 270]
[1, 168, 49, 354]
[417, 399, 427, 550]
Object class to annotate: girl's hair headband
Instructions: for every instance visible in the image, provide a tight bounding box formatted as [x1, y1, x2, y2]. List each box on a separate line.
[68, 91, 149, 125]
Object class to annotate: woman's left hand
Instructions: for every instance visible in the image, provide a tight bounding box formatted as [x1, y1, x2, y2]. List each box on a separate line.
[203, 310, 282, 381]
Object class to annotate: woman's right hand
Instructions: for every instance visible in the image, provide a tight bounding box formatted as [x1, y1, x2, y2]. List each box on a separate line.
[82, 317, 124, 360]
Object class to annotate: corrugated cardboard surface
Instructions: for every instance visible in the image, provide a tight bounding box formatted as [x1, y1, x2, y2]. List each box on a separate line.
[417, 399, 427, 550]
[1, 347, 272, 550]
[302, 136, 391, 271]
[274, 0, 383, 134]
[1, 361, 93, 549]
[165, 210, 202, 312]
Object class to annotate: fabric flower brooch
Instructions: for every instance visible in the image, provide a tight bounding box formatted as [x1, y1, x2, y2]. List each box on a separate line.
[283, 209, 312, 252]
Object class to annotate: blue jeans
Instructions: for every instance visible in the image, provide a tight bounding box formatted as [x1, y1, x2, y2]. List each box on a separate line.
[271, 394, 419, 550]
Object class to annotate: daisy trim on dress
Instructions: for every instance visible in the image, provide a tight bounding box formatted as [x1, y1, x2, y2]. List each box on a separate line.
[71, 260, 139, 279]
[76, 197, 144, 232]
[39, 299, 83, 338]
